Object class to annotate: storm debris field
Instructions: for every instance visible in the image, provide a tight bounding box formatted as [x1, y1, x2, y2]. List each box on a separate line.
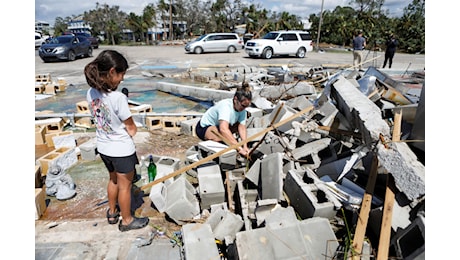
[35, 62, 425, 259]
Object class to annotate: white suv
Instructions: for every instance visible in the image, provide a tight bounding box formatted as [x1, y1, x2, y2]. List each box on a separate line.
[245, 30, 313, 59]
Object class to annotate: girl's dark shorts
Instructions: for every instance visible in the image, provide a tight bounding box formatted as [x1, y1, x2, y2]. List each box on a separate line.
[100, 152, 139, 174]
[195, 120, 210, 141]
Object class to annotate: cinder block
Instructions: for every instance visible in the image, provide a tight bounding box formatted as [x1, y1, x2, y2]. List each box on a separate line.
[130, 104, 152, 114]
[35, 125, 46, 145]
[35, 188, 46, 220]
[390, 214, 425, 260]
[182, 223, 220, 260]
[38, 152, 61, 175]
[164, 176, 200, 225]
[149, 182, 167, 212]
[197, 163, 225, 210]
[35, 118, 65, 134]
[162, 116, 187, 133]
[44, 83, 56, 95]
[55, 78, 67, 92]
[52, 131, 76, 149]
[181, 117, 201, 137]
[198, 140, 237, 169]
[35, 83, 45, 94]
[283, 170, 337, 219]
[146, 116, 162, 130]
[37, 147, 78, 175]
[76, 100, 90, 113]
[45, 131, 73, 148]
[75, 117, 93, 128]
[36, 73, 51, 83]
[79, 138, 97, 161]
[35, 165, 43, 188]
[268, 102, 303, 133]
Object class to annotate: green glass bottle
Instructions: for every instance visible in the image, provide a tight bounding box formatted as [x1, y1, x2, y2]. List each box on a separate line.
[147, 155, 157, 182]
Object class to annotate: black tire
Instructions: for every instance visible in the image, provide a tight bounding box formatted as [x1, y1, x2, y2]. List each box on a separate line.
[262, 47, 273, 59]
[87, 47, 93, 57]
[228, 45, 236, 53]
[194, 47, 203, 54]
[249, 54, 258, 58]
[68, 50, 76, 61]
[296, 48, 306, 58]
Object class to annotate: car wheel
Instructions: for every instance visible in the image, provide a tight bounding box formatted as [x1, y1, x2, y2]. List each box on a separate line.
[296, 48, 306, 58]
[68, 50, 76, 61]
[194, 47, 203, 54]
[228, 46, 236, 53]
[262, 48, 273, 59]
[87, 47, 93, 57]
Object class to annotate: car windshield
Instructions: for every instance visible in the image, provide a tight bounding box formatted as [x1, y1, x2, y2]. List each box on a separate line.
[262, 33, 279, 40]
[195, 34, 207, 41]
[50, 37, 72, 44]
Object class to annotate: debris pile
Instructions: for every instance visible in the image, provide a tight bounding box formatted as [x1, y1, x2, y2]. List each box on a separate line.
[141, 66, 425, 259]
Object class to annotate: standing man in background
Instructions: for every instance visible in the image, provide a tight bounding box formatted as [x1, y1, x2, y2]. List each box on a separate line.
[382, 34, 398, 69]
[352, 30, 366, 71]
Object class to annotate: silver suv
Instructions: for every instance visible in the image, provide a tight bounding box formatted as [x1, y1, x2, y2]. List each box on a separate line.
[245, 30, 313, 59]
[185, 33, 243, 54]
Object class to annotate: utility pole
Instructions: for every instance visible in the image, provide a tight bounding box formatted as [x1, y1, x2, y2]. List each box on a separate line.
[316, 0, 324, 52]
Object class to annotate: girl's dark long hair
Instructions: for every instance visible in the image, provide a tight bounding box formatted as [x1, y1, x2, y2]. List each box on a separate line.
[84, 50, 129, 92]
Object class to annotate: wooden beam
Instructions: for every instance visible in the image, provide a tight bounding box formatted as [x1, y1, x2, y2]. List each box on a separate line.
[376, 108, 402, 260]
[351, 153, 379, 259]
[140, 105, 314, 191]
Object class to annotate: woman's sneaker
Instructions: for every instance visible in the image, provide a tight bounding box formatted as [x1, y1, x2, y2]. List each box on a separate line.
[119, 216, 149, 232]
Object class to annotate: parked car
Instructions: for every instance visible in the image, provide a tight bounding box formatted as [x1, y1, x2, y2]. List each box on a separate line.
[185, 33, 243, 54]
[38, 35, 93, 62]
[35, 32, 45, 48]
[73, 32, 99, 49]
[245, 30, 313, 59]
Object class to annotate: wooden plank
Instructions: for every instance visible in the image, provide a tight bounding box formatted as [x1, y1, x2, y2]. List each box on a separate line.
[140, 105, 314, 191]
[351, 153, 379, 259]
[376, 108, 402, 260]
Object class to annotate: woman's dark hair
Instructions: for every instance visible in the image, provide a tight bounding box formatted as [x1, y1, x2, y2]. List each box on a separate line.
[234, 82, 252, 101]
[84, 50, 129, 92]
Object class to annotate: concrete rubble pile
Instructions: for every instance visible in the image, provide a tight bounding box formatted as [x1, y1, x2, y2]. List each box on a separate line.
[144, 66, 425, 259]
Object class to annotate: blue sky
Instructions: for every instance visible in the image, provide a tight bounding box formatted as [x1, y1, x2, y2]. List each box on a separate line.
[35, 0, 414, 26]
